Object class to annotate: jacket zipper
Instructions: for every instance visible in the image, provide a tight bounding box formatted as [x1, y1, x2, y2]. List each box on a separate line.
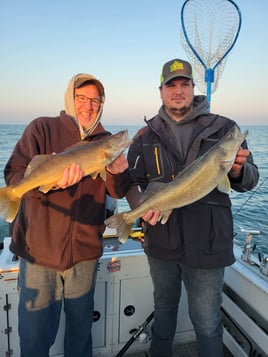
[154, 146, 161, 175]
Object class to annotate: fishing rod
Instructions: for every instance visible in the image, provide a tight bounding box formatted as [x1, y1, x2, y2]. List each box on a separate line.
[115, 311, 154, 357]
[181, 0, 242, 110]
[233, 176, 268, 219]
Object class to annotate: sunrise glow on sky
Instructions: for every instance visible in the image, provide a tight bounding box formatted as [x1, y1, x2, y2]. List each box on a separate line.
[0, 0, 267, 127]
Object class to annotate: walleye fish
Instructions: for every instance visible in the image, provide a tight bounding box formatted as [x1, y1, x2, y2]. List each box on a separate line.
[0, 130, 131, 223]
[105, 125, 248, 243]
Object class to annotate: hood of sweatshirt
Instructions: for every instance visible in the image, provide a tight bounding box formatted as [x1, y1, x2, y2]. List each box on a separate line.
[160, 95, 209, 126]
[64, 73, 105, 138]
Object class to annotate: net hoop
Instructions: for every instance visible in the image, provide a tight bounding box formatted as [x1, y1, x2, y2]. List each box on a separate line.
[181, 0, 242, 106]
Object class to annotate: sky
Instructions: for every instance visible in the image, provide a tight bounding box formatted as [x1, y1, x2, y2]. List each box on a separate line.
[0, 0, 267, 127]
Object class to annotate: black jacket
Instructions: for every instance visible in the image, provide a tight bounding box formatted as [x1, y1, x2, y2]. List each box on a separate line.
[127, 96, 259, 268]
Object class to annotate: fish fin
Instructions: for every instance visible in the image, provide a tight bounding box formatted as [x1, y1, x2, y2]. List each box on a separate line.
[217, 176, 232, 194]
[90, 171, 99, 180]
[160, 209, 173, 224]
[0, 186, 21, 223]
[39, 184, 57, 193]
[99, 170, 107, 181]
[24, 154, 52, 177]
[105, 212, 133, 244]
[88, 170, 106, 181]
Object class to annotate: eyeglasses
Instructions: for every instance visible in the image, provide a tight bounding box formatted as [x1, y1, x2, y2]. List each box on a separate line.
[75, 95, 101, 106]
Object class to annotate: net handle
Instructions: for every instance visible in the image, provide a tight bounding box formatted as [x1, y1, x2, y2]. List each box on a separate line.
[181, 0, 242, 107]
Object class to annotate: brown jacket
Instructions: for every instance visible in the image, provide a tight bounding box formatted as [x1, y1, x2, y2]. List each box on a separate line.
[5, 113, 130, 270]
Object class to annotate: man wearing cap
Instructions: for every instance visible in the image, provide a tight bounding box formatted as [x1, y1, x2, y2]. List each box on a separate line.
[126, 59, 259, 356]
[4, 73, 130, 357]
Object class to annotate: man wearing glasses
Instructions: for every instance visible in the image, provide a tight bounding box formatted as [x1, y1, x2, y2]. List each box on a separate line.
[4, 73, 130, 357]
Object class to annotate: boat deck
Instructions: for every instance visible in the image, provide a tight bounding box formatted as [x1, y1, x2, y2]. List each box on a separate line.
[126, 341, 233, 356]
[2, 236, 267, 357]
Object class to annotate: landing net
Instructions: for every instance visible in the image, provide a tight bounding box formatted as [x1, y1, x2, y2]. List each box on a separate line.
[181, 0, 242, 108]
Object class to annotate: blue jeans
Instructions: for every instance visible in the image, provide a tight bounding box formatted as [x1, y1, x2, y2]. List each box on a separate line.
[18, 258, 98, 357]
[147, 256, 224, 357]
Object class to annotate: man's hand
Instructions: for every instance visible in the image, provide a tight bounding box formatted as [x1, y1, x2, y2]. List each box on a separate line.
[229, 147, 250, 178]
[106, 153, 128, 175]
[142, 209, 161, 226]
[56, 163, 83, 189]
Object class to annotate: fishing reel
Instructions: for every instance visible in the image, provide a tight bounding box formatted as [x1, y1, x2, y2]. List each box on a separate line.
[240, 228, 260, 264]
[240, 228, 268, 276]
[258, 253, 268, 276]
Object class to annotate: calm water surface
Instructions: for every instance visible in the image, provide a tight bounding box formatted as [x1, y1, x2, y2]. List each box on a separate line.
[0, 124, 267, 256]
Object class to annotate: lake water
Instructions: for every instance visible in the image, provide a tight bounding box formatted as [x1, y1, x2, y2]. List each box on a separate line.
[0, 124, 267, 257]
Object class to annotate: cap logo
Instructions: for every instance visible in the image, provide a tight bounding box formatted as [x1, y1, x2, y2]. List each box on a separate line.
[170, 61, 184, 73]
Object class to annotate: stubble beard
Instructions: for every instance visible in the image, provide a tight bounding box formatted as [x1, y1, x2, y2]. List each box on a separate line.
[167, 101, 193, 121]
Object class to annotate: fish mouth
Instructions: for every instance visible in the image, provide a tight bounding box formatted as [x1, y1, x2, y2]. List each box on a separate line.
[118, 130, 132, 148]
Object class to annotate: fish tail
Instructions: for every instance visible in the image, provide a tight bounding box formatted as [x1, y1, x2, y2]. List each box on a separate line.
[0, 186, 21, 223]
[104, 212, 133, 244]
